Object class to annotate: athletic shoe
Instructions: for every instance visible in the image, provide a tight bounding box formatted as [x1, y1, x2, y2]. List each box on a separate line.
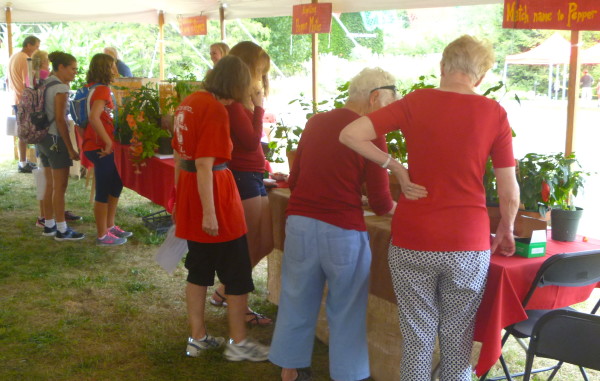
[96, 232, 127, 247]
[64, 211, 83, 221]
[42, 225, 57, 237]
[17, 162, 36, 173]
[54, 228, 85, 241]
[186, 335, 225, 357]
[108, 225, 133, 238]
[224, 338, 269, 362]
[36, 217, 45, 228]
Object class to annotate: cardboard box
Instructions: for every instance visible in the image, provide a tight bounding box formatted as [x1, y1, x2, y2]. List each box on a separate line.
[515, 230, 547, 258]
[488, 207, 548, 258]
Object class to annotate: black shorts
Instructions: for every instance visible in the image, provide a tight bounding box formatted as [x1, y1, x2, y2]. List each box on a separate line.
[185, 235, 254, 295]
[231, 170, 267, 200]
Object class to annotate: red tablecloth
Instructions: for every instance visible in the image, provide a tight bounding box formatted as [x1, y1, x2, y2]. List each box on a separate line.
[113, 142, 175, 209]
[473, 234, 600, 376]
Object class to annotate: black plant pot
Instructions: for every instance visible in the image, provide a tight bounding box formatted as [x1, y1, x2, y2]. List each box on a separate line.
[551, 207, 583, 242]
[157, 136, 173, 155]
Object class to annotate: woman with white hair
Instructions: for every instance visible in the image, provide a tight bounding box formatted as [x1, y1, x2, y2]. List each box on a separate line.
[269, 67, 397, 381]
[340, 35, 520, 380]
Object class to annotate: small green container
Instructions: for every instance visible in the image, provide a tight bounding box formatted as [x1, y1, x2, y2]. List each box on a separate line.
[515, 237, 547, 258]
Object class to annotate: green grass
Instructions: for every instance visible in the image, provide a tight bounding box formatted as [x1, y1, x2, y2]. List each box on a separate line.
[1, 159, 597, 381]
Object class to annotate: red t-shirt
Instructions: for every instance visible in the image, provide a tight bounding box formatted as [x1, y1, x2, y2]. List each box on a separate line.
[368, 89, 515, 251]
[82, 84, 115, 152]
[226, 102, 266, 172]
[172, 91, 247, 243]
[287, 108, 393, 231]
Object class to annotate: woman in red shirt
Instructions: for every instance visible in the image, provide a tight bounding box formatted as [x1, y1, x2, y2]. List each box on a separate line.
[209, 41, 273, 325]
[82, 53, 131, 246]
[341, 35, 520, 381]
[173, 55, 269, 361]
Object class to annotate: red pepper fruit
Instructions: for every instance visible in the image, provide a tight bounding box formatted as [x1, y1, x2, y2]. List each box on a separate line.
[541, 181, 550, 203]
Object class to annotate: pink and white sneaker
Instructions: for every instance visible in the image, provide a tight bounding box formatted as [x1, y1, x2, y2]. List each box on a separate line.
[108, 225, 133, 238]
[96, 232, 127, 247]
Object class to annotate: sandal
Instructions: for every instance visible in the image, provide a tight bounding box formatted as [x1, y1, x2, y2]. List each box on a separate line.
[209, 290, 228, 307]
[245, 309, 273, 326]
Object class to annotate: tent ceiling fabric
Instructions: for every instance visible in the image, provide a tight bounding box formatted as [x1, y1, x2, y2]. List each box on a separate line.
[2, 0, 500, 23]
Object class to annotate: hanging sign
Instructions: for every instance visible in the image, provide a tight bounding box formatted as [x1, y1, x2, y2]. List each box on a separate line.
[503, 0, 600, 30]
[292, 3, 332, 34]
[179, 15, 208, 36]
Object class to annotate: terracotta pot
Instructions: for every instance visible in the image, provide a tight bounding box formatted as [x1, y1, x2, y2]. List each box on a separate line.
[286, 149, 297, 173]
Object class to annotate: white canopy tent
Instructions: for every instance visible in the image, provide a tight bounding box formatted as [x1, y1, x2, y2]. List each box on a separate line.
[0, 1, 501, 23]
[503, 33, 571, 99]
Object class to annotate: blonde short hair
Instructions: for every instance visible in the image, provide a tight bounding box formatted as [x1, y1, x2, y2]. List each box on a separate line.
[441, 35, 495, 84]
[210, 42, 230, 57]
[32, 50, 49, 72]
[348, 67, 396, 103]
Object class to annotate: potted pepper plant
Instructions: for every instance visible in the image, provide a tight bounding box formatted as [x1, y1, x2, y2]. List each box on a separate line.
[540, 152, 591, 241]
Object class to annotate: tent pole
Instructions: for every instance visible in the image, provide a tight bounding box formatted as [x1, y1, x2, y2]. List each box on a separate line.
[220, 5, 226, 41]
[159, 11, 165, 80]
[547, 63, 552, 99]
[562, 63, 567, 100]
[565, 31, 581, 156]
[502, 61, 507, 87]
[5, 6, 13, 57]
[311, 0, 319, 113]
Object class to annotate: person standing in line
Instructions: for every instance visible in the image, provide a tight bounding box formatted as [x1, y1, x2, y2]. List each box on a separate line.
[37, 52, 85, 242]
[580, 69, 594, 101]
[340, 35, 520, 381]
[30, 50, 83, 229]
[269, 67, 397, 381]
[8, 35, 40, 173]
[103, 47, 133, 77]
[210, 42, 230, 66]
[82, 53, 132, 246]
[209, 41, 273, 326]
[172, 55, 269, 361]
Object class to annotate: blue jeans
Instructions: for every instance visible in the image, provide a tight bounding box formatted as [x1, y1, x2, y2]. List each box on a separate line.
[269, 215, 371, 381]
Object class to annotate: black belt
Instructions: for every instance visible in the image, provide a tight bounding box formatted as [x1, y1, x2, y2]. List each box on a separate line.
[179, 160, 228, 172]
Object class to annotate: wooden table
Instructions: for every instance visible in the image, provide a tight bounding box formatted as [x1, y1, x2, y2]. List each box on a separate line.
[267, 188, 600, 380]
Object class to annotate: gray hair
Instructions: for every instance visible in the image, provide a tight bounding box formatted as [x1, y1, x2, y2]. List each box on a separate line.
[104, 46, 119, 59]
[441, 35, 495, 84]
[348, 67, 396, 102]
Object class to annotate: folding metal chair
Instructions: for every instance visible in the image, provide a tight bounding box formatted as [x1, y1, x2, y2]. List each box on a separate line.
[523, 309, 600, 381]
[479, 250, 600, 381]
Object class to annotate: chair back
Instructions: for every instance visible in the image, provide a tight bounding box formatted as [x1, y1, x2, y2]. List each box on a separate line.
[527, 309, 600, 372]
[521, 250, 600, 308]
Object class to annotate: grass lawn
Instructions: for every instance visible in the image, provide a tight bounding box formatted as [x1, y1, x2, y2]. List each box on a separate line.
[0, 158, 597, 381]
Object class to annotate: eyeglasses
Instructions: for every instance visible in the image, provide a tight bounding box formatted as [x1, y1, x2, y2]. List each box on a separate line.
[370, 85, 397, 94]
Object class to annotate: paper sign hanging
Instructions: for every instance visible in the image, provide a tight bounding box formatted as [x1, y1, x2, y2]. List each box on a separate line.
[503, 0, 600, 31]
[179, 15, 208, 36]
[292, 3, 332, 34]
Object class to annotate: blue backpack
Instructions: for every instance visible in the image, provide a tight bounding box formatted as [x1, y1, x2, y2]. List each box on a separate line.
[69, 84, 100, 128]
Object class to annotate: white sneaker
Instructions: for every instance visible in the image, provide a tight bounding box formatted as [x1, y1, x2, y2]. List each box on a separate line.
[224, 338, 269, 362]
[185, 335, 225, 357]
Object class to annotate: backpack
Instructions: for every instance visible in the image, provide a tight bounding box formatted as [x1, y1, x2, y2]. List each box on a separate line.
[16, 79, 61, 144]
[69, 84, 100, 128]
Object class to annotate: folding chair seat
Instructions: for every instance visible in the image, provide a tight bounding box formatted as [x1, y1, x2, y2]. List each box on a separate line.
[523, 309, 600, 381]
[479, 250, 600, 381]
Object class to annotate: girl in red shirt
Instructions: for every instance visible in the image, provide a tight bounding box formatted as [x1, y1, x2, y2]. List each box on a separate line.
[82, 53, 131, 246]
[173, 55, 269, 361]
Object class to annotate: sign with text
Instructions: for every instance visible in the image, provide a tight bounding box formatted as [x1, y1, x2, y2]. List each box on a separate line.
[179, 15, 208, 36]
[292, 3, 332, 34]
[504, 0, 600, 30]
